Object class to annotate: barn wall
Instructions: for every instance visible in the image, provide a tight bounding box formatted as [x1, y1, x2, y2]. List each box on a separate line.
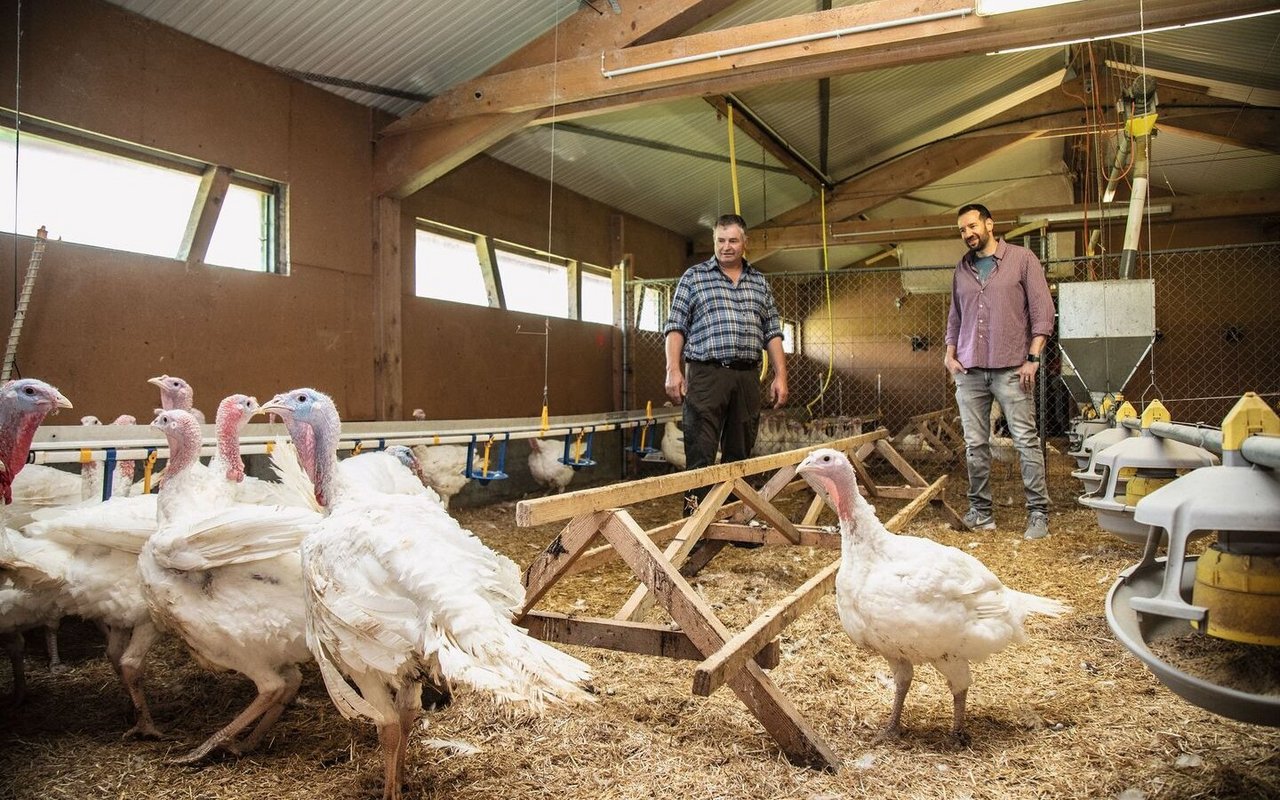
[0, 0, 378, 422]
[399, 156, 688, 419]
[0, 0, 691, 425]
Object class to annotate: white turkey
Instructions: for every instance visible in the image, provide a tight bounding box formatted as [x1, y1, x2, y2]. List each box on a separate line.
[149, 373, 206, 424]
[259, 388, 592, 800]
[660, 417, 686, 469]
[0, 378, 73, 703]
[13, 394, 291, 737]
[796, 447, 1069, 745]
[140, 408, 322, 763]
[528, 437, 576, 494]
[408, 444, 470, 509]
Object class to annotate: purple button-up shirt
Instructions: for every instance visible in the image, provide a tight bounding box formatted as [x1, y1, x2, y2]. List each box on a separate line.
[945, 239, 1055, 370]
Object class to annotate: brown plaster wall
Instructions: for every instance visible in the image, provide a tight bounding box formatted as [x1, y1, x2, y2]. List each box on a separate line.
[0, 0, 378, 420]
[0, 0, 691, 425]
[398, 155, 687, 419]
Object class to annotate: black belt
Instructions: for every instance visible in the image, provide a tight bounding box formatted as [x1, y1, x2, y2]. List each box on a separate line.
[691, 358, 760, 371]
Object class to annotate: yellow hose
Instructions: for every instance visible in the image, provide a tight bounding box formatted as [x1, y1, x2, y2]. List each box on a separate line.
[806, 187, 835, 417]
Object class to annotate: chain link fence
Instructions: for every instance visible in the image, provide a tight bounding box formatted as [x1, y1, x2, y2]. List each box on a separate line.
[624, 242, 1279, 472]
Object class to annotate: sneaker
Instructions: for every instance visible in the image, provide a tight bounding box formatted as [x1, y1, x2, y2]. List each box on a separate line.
[962, 508, 996, 531]
[1024, 511, 1050, 540]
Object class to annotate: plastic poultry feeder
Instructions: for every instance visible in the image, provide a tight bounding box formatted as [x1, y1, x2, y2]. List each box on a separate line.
[1106, 393, 1280, 726]
[1079, 401, 1217, 544]
[1070, 402, 1138, 490]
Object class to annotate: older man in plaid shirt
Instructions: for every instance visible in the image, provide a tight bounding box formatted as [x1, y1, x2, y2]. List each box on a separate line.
[664, 213, 788, 515]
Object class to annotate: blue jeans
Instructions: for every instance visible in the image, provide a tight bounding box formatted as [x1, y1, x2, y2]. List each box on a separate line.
[953, 367, 1049, 515]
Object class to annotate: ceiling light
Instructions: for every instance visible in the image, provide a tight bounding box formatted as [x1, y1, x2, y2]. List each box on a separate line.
[976, 0, 1082, 16]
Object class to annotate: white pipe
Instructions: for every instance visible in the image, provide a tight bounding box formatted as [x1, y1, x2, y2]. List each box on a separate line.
[601, 7, 972, 79]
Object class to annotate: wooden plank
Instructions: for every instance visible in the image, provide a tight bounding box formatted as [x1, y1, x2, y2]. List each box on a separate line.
[520, 511, 612, 617]
[704, 523, 840, 549]
[884, 475, 948, 533]
[517, 431, 883, 527]
[599, 513, 840, 770]
[523, 611, 776, 667]
[731, 477, 802, 544]
[705, 95, 825, 191]
[373, 195, 403, 421]
[373, 0, 740, 197]
[850, 456, 880, 498]
[874, 439, 928, 487]
[801, 493, 826, 526]
[616, 481, 734, 622]
[757, 189, 1280, 250]
[178, 165, 232, 264]
[475, 234, 506, 309]
[728, 465, 799, 523]
[411, 0, 1258, 126]
[693, 559, 841, 697]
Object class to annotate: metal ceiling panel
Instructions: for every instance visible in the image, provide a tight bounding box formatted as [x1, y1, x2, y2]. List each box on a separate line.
[105, 0, 579, 117]
[487, 98, 813, 241]
[1147, 129, 1280, 197]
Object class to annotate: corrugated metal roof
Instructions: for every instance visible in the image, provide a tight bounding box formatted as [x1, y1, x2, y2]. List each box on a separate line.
[488, 97, 814, 241]
[106, 0, 579, 117]
[98, 0, 1280, 248]
[1148, 129, 1280, 197]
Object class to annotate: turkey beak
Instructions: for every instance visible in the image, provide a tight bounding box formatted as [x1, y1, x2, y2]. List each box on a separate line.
[55, 391, 73, 410]
[147, 375, 168, 388]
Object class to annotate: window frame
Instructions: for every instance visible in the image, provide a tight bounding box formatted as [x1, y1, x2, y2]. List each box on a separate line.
[1, 114, 288, 273]
[413, 217, 616, 324]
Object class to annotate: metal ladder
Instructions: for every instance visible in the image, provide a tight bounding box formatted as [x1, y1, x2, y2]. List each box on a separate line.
[2, 226, 48, 382]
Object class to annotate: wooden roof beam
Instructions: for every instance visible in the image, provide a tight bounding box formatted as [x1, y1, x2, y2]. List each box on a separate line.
[705, 95, 829, 191]
[411, 0, 1272, 126]
[374, 0, 741, 197]
[754, 189, 1280, 251]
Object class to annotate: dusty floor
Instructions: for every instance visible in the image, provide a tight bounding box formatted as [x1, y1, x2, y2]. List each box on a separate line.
[2, 451, 1277, 800]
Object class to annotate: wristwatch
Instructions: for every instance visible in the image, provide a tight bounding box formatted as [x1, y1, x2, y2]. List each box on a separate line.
[1026, 354, 1041, 363]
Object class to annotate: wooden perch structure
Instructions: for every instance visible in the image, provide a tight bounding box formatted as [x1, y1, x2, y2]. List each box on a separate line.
[514, 428, 962, 771]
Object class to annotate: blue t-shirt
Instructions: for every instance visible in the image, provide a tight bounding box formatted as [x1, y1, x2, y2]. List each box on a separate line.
[974, 254, 996, 283]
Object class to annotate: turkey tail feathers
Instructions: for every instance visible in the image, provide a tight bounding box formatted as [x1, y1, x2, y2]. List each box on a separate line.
[1014, 590, 1071, 618]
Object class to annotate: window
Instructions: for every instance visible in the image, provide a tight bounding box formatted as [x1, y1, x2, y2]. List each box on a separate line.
[580, 269, 613, 325]
[414, 226, 488, 306]
[206, 183, 278, 271]
[635, 284, 668, 332]
[413, 218, 615, 323]
[1, 122, 284, 271]
[780, 321, 793, 353]
[495, 247, 568, 318]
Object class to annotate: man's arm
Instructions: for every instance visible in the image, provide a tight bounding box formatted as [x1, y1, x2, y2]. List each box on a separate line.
[664, 331, 687, 403]
[765, 336, 788, 408]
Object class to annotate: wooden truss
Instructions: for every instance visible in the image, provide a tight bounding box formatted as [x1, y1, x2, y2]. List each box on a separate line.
[514, 428, 963, 770]
[895, 407, 966, 464]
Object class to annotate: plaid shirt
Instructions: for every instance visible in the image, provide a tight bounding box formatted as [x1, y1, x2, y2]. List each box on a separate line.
[664, 256, 783, 362]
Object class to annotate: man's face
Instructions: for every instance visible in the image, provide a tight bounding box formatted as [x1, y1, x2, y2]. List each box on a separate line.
[714, 224, 747, 268]
[957, 210, 993, 253]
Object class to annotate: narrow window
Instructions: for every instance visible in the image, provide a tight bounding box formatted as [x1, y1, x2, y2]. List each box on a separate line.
[414, 226, 489, 306]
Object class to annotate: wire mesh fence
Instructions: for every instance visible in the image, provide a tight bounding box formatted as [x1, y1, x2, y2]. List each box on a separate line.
[624, 241, 1280, 469]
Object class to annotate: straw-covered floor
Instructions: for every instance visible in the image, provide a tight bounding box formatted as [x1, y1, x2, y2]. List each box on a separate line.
[2, 455, 1278, 800]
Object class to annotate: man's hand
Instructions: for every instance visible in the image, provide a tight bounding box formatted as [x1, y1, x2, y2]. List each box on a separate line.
[1017, 360, 1039, 393]
[943, 353, 966, 376]
[769, 376, 788, 408]
[665, 368, 686, 404]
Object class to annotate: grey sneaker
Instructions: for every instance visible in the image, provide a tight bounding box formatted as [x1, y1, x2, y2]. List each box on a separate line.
[1024, 511, 1050, 540]
[962, 508, 996, 531]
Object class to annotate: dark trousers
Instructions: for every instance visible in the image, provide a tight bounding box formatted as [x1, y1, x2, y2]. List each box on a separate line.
[682, 361, 761, 511]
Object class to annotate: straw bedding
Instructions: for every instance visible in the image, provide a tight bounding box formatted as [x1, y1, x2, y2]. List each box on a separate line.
[2, 454, 1277, 800]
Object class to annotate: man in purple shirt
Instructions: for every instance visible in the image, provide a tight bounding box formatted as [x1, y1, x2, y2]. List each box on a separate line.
[945, 203, 1056, 539]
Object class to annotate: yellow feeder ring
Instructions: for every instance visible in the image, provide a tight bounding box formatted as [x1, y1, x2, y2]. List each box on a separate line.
[1192, 546, 1280, 646]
